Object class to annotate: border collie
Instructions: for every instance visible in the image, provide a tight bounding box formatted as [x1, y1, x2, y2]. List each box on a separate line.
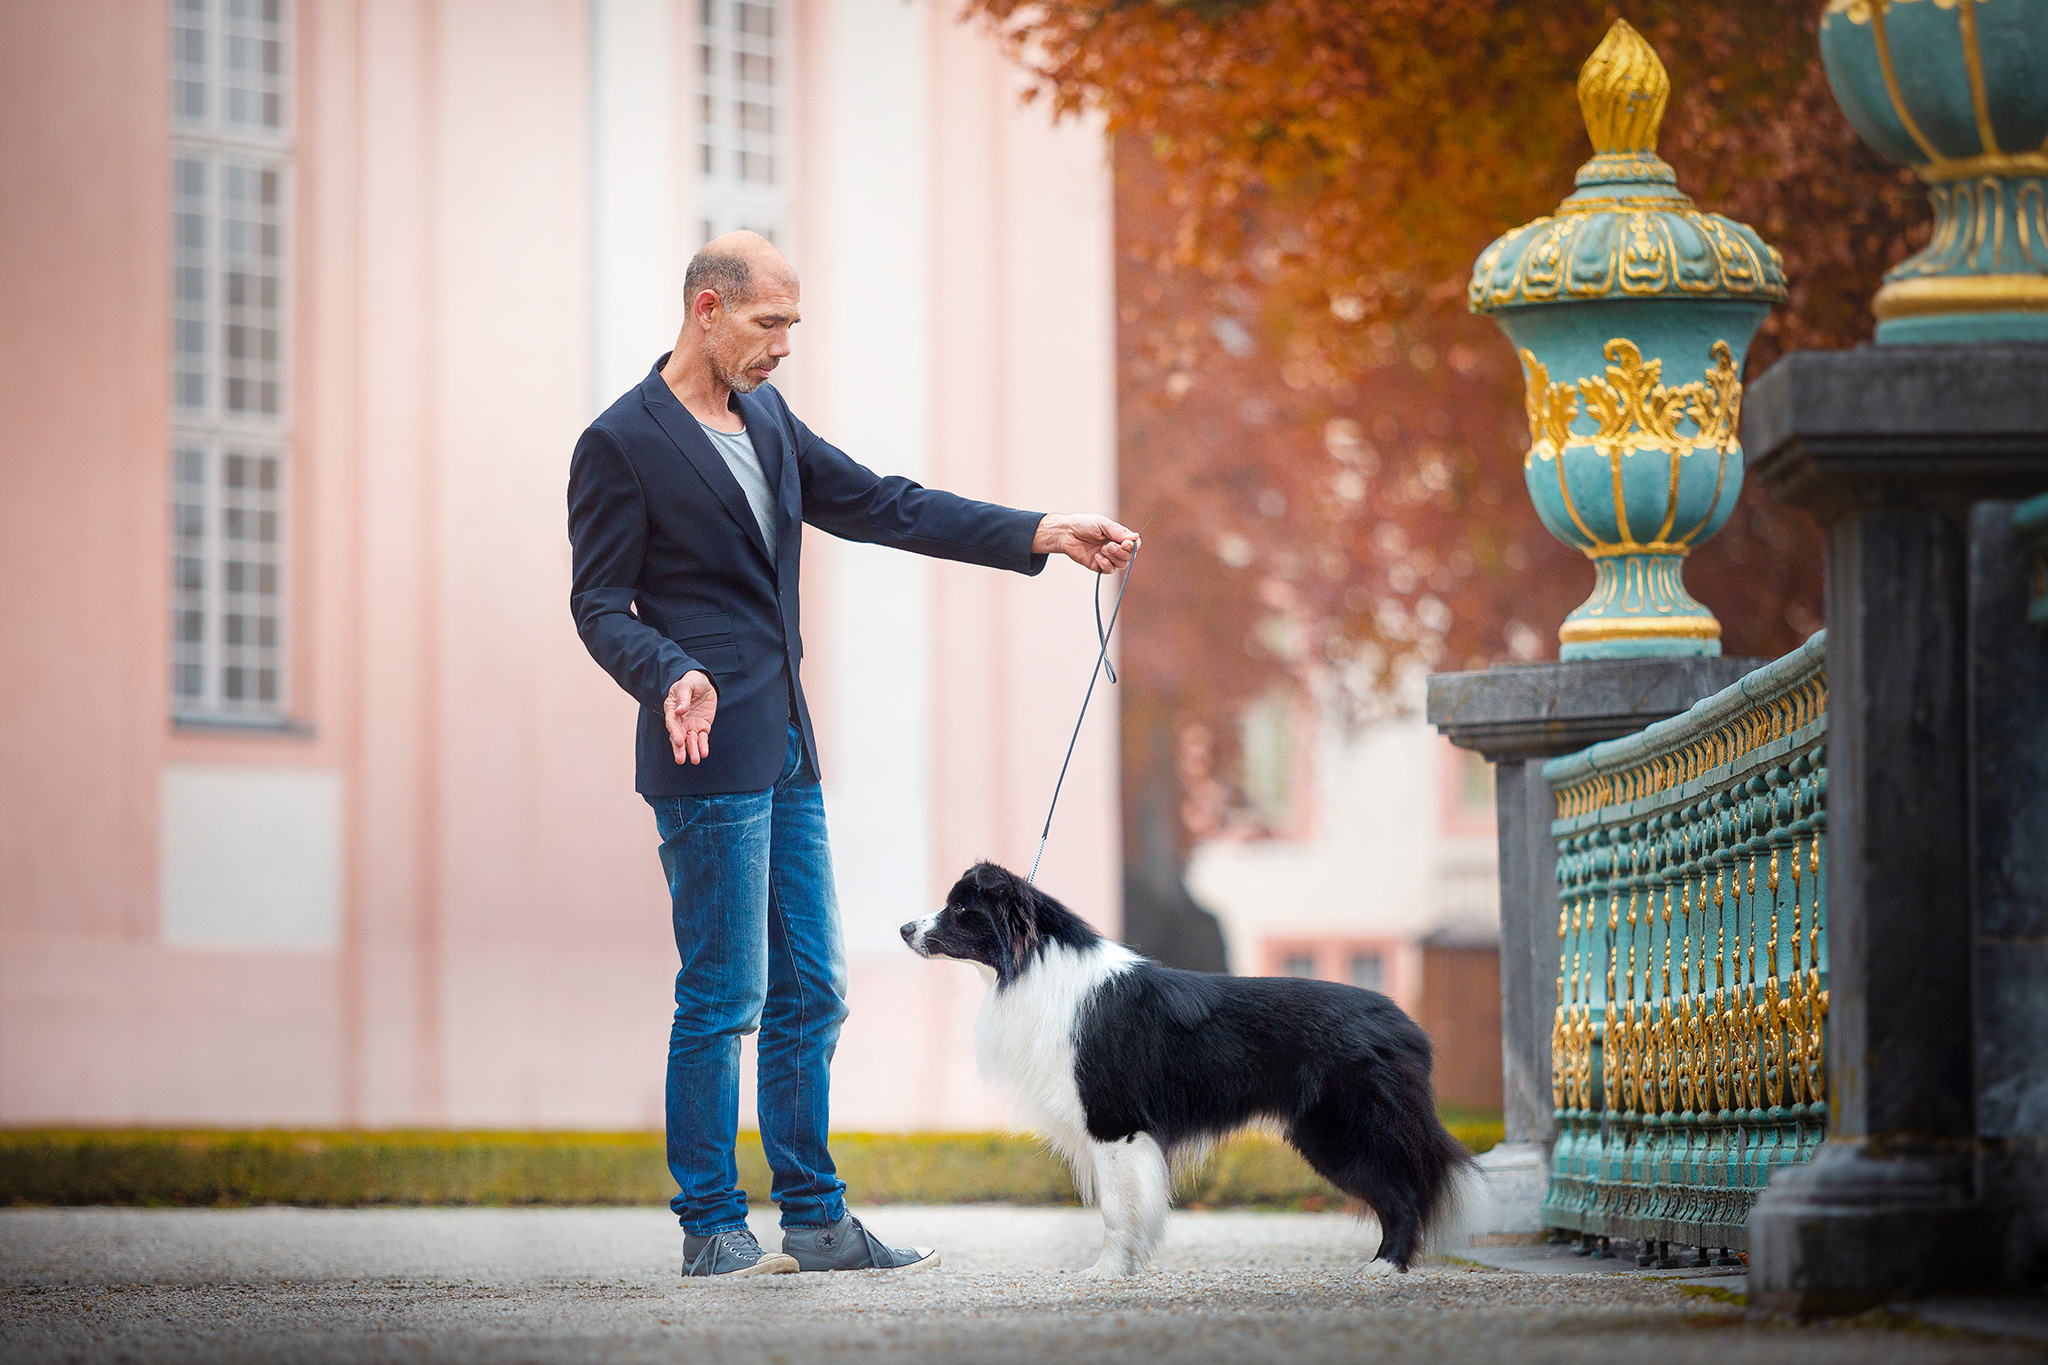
[901, 861, 1471, 1277]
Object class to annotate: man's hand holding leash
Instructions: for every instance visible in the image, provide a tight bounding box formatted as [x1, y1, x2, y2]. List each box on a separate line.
[1034, 512, 1140, 574]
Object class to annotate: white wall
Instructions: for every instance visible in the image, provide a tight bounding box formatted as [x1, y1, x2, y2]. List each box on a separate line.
[806, 0, 938, 954]
[590, 0, 682, 409]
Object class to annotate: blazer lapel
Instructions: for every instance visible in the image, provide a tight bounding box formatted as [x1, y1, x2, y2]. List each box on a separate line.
[736, 387, 802, 566]
[640, 370, 775, 569]
[736, 389, 785, 493]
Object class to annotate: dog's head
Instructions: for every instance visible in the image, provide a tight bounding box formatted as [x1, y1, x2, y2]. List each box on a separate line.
[901, 861, 1091, 986]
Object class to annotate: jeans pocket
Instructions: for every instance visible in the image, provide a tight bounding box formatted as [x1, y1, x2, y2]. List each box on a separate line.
[778, 723, 807, 785]
[654, 788, 775, 844]
[646, 794, 679, 841]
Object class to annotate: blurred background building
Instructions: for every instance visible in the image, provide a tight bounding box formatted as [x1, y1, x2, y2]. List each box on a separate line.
[0, 0, 1498, 1132]
[1186, 695, 1501, 1111]
[0, 0, 1117, 1131]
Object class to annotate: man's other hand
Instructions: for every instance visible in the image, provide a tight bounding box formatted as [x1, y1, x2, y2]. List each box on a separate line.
[1034, 513, 1140, 574]
[665, 670, 718, 765]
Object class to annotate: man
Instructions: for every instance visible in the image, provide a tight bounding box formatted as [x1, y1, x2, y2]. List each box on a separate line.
[567, 232, 1137, 1278]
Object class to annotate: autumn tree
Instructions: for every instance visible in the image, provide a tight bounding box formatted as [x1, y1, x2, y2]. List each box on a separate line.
[964, 0, 1927, 963]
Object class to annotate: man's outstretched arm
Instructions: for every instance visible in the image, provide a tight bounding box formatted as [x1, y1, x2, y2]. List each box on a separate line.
[788, 400, 1135, 574]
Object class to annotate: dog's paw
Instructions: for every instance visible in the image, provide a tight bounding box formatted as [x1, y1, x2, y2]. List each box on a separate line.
[1081, 1259, 1140, 1280]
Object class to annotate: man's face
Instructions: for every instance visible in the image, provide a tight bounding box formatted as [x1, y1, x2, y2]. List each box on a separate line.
[700, 275, 799, 394]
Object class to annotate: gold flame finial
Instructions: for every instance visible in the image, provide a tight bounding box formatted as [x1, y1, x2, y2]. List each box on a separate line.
[1578, 19, 1669, 155]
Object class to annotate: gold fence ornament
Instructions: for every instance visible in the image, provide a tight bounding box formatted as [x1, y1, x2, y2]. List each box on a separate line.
[1553, 979, 1570, 1110]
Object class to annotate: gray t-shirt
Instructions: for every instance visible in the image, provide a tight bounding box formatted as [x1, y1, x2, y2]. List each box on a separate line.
[696, 417, 778, 565]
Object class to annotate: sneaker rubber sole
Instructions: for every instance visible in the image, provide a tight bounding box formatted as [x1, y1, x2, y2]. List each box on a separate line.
[818, 1248, 941, 1274]
[694, 1251, 799, 1278]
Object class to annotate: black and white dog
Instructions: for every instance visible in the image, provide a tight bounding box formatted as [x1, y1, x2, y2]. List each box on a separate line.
[901, 862, 1471, 1277]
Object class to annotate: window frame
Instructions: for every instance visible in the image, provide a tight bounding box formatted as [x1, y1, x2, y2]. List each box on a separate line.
[696, 0, 790, 245]
[167, 0, 297, 728]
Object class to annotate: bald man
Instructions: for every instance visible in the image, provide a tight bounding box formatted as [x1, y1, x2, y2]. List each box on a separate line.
[568, 233, 1136, 1278]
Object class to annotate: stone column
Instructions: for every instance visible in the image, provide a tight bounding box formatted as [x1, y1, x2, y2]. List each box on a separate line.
[1427, 656, 1762, 1237]
[1745, 345, 2048, 1314]
[1969, 499, 2048, 1289]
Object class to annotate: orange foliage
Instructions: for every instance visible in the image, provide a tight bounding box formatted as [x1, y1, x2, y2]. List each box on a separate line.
[967, 0, 1924, 835]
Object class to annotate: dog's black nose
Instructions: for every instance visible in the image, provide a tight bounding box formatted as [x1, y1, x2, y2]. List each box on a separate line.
[899, 922, 916, 944]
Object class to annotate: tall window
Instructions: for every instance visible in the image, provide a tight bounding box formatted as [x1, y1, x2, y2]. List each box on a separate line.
[697, 0, 788, 245]
[169, 0, 293, 721]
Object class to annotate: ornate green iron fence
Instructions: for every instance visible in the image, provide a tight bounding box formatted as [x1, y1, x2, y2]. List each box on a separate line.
[1541, 632, 1828, 1256]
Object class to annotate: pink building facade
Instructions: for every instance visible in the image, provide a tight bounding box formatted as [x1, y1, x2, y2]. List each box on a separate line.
[0, 0, 1117, 1131]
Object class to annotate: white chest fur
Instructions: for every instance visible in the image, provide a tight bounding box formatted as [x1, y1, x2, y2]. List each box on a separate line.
[973, 940, 1138, 1172]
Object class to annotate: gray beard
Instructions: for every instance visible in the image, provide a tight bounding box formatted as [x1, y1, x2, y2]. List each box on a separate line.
[707, 344, 770, 394]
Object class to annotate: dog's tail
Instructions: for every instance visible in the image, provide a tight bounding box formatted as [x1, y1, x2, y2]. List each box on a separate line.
[1367, 1066, 1478, 1270]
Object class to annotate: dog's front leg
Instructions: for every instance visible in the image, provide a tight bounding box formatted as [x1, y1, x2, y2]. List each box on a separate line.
[1083, 1134, 1169, 1278]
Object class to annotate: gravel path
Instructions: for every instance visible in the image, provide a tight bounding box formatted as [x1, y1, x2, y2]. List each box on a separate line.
[2, 1206, 2037, 1364]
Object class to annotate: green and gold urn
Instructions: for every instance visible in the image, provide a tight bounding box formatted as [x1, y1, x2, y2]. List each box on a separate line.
[1820, 0, 2048, 343]
[1469, 21, 1786, 659]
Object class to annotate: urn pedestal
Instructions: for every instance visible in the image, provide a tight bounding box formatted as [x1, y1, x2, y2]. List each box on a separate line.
[1820, 0, 2048, 344]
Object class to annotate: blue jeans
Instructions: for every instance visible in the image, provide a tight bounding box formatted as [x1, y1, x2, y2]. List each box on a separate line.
[646, 722, 849, 1234]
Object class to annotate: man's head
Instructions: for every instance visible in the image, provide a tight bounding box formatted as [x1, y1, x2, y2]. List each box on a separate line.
[681, 231, 799, 395]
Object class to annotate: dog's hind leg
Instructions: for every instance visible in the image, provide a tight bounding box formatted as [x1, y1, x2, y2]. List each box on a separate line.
[1287, 1060, 1471, 1273]
[1288, 1095, 1425, 1271]
[1083, 1133, 1170, 1277]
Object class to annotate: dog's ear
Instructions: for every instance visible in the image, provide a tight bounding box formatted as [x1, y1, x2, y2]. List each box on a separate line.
[995, 879, 1041, 983]
[986, 896, 1016, 984]
[965, 863, 1038, 985]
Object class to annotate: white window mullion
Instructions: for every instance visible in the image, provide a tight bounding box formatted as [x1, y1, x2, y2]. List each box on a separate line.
[170, 441, 211, 710]
[172, 0, 210, 124]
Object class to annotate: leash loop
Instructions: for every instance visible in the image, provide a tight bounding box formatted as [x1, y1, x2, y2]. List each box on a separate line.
[1028, 543, 1136, 886]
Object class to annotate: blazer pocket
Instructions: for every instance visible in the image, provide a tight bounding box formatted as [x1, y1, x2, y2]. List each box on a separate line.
[686, 642, 739, 676]
[666, 612, 739, 675]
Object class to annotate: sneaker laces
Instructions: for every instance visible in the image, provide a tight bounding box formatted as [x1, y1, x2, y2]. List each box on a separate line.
[689, 1229, 762, 1274]
[844, 1216, 913, 1268]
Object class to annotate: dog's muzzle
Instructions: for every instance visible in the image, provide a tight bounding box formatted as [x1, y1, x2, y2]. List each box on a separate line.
[900, 915, 935, 956]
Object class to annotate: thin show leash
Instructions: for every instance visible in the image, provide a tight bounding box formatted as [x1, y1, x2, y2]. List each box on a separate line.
[1027, 540, 1138, 887]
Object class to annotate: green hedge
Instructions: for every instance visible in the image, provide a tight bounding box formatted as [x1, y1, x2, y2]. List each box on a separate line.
[0, 1121, 1500, 1210]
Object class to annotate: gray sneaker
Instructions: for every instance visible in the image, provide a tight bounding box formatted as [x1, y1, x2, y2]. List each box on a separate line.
[682, 1227, 799, 1278]
[782, 1213, 940, 1272]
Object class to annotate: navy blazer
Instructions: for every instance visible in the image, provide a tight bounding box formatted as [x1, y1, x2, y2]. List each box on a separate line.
[568, 356, 1047, 795]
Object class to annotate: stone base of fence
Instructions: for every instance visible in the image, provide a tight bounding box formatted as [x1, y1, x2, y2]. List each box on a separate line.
[1466, 1139, 1550, 1238]
[1748, 1139, 1997, 1317]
